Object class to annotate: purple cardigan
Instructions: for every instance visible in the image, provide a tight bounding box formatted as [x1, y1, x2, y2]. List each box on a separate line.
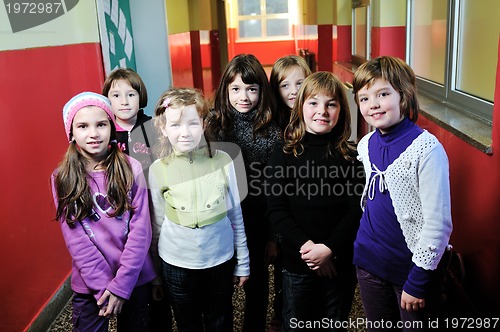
[52, 156, 156, 301]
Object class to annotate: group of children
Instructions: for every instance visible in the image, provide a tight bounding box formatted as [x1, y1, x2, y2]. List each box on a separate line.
[52, 53, 452, 332]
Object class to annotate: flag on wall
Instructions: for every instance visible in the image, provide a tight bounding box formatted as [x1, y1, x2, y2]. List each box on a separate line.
[96, 0, 136, 73]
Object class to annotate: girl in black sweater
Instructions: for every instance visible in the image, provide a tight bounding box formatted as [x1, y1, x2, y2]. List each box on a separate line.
[207, 54, 281, 332]
[266, 72, 364, 331]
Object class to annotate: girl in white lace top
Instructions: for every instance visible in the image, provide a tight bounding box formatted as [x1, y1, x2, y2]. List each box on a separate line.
[352, 56, 453, 330]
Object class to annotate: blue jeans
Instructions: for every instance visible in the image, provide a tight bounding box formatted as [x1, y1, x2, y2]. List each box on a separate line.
[282, 268, 356, 331]
[162, 259, 235, 332]
[72, 284, 150, 332]
[356, 266, 442, 331]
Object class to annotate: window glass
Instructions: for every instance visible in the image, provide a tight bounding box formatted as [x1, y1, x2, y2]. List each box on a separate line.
[456, 0, 499, 102]
[267, 19, 289, 36]
[238, 0, 260, 15]
[266, 0, 288, 14]
[354, 6, 367, 59]
[410, 0, 446, 85]
[409, 0, 495, 121]
[237, 0, 291, 39]
[239, 20, 262, 38]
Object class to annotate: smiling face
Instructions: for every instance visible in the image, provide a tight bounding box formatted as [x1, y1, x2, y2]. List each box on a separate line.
[160, 104, 204, 154]
[71, 106, 111, 164]
[279, 67, 306, 109]
[107, 79, 140, 129]
[228, 74, 260, 113]
[357, 78, 404, 133]
[302, 93, 340, 135]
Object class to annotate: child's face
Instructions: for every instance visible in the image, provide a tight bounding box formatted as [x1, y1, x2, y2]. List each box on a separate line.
[279, 67, 306, 109]
[160, 104, 204, 154]
[357, 78, 403, 134]
[303, 93, 340, 135]
[228, 74, 260, 113]
[71, 106, 112, 162]
[107, 79, 140, 125]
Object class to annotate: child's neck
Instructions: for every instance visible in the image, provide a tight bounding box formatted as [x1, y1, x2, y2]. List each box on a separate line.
[86, 157, 107, 172]
[116, 116, 138, 131]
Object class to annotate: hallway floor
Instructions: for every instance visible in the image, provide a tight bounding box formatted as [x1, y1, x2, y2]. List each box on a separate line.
[47, 266, 367, 331]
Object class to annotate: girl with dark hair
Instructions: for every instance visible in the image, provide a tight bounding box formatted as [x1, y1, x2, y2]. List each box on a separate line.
[52, 92, 156, 332]
[207, 54, 281, 331]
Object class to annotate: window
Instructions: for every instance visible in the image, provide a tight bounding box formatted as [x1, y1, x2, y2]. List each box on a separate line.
[237, 0, 291, 39]
[352, 0, 371, 65]
[408, 0, 497, 122]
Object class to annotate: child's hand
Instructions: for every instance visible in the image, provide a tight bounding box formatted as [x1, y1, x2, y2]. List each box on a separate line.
[300, 242, 332, 269]
[299, 240, 315, 254]
[97, 290, 125, 316]
[264, 240, 279, 265]
[234, 275, 249, 287]
[401, 290, 425, 311]
[152, 284, 164, 301]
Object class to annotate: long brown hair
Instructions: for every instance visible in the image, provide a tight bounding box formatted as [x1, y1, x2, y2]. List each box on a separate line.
[207, 54, 276, 140]
[352, 56, 419, 122]
[54, 121, 135, 224]
[284, 71, 356, 161]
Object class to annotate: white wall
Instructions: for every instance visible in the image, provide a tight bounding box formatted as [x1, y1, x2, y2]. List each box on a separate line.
[129, 0, 172, 116]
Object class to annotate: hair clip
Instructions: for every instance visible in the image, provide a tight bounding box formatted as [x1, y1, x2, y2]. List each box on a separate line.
[162, 98, 170, 109]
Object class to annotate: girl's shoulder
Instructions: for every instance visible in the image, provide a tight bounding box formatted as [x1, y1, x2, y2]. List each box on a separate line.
[125, 155, 143, 173]
[409, 130, 444, 154]
[357, 131, 375, 152]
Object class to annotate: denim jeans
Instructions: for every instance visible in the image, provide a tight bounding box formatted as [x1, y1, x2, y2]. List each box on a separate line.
[282, 268, 356, 332]
[162, 259, 235, 332]
[356, 266, 442, 332]
[72, 284, 150, 332]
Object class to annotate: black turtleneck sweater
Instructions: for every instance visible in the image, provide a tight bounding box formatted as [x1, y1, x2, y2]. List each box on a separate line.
[266, 131, 364, 275]
[218, 108, 282, 208]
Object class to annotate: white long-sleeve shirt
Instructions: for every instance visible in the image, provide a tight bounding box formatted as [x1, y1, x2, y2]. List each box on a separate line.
[149, 148, 250, 277]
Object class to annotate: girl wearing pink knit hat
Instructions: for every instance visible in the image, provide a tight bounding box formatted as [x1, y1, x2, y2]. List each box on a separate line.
[52, 91, 156, 331]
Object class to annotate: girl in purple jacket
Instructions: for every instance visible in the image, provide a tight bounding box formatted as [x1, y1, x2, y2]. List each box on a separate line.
[51, 92, 156, 332]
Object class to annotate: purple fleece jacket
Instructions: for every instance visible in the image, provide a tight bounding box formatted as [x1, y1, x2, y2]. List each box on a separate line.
[51, 156, 156, 301]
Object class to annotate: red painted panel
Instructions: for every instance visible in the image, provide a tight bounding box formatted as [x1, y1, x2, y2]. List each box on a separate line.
[227, 28, 296, 66]
[169, 32, 194, 88]
[371, 26, 406, 59]
[318, 24, 333, 72]
[0, 43, 105, 331]
[190, 30, 204, 91]
[336, 25, 351, 62]
[208, 29, 221, 97]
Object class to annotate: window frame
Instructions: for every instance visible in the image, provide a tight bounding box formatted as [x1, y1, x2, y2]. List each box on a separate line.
[351, 0, 371, 66]
[407, 0, 494, 123]
[236, 0, 292, 41]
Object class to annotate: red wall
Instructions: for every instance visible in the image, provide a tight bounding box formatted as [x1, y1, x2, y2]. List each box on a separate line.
[169, 31, 217, 98]
[169, 32, 195, 89]
[227, 28, 297, 66]
[416, 39, 500, 314]
[0, 43, 106, 331]
[371, 26, 406, 59]
[332, 38, 500, 315]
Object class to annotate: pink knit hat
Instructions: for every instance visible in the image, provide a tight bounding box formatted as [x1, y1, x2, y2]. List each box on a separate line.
[62, 92, 115, 142]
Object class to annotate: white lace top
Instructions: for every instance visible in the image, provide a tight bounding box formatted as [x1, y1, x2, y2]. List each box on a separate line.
[357, 130, 453, 270]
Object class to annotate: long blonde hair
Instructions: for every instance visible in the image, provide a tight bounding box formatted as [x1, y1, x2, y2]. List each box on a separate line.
[270, 55, 312, 129]
[284, 71, 356, 161]
[54, 122, 135, 225]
